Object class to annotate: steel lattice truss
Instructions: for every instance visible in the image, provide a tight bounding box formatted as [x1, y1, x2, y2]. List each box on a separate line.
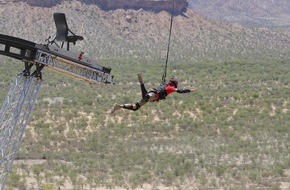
[35, 48, 111, 84]
[0, 74, 42, 189]
[0, 13, 113, 189]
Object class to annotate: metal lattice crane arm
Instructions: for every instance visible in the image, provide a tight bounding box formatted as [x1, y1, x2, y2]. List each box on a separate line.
[0, 34, 112, 85]
[0, 12, 114, 189]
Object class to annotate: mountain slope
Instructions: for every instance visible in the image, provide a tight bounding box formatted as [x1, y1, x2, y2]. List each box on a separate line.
[0, 1, 289, 64]
[18, 0, 189, 13]
[188, 0, 290, 27]
[1, 1, 290, 190]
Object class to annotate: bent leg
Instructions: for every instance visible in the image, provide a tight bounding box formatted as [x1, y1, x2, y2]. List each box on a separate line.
[141, 84, 148, 99]
[138, 73, 148, 98]
[122, 98, 147, 111]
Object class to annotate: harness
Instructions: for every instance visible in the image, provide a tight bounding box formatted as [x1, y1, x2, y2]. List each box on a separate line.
[149, 84, 167, 102]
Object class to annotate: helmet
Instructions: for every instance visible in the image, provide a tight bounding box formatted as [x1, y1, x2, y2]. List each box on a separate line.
[168, 78, 178, 88]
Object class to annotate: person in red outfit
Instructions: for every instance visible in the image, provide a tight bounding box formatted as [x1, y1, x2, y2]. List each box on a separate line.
[110, 73, 196, 114]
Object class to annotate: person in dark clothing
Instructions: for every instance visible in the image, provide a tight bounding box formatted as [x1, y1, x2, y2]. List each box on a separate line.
[110, 73, 196, 114]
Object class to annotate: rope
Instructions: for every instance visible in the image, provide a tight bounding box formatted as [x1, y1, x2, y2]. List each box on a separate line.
[161, 0, 175, 84]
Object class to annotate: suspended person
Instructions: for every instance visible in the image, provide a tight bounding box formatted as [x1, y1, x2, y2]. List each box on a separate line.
[110, 73, 196, 114]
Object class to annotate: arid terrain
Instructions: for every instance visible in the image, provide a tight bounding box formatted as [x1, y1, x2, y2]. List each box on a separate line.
[0, 0, 290, 190]
[188, 0, 290, 27]
[1, 0, 290, 63]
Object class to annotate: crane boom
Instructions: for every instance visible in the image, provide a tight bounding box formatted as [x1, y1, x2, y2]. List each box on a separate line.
[0, 12, 114, 189]
[0, 34, 112, 84]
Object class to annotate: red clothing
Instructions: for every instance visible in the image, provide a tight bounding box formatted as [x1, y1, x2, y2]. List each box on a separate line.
[154, 85, 175, 101]
[165, 85, 176, 95]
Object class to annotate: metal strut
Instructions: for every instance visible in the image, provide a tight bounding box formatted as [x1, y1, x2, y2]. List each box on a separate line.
[161, 0, 175, 84]
[0, 12, 113, 189]
[0, 63, 43, 189]
[0, 32, 112, 189]
[0, 34, 112, 85]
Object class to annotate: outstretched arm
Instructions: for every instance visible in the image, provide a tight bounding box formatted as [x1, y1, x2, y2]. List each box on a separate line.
[176, 88, 196, 93]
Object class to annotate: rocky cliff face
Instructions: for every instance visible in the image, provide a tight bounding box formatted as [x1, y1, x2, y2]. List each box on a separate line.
[1, 1, 289, 63]
[93, 0, 188, 13]
[19, 0, 61, 7]
[187, 0, 290, 27]
[18, 0, 188, 13]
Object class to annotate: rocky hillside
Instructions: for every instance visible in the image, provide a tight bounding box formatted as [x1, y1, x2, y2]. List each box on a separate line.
[6, 0, 188, 13]
[80, 0, 188, 13]
[2, 0, 290, 27]
[188, 0, 290, 27]
[1, 1, 290, 190]
[1, 1, 290, 63]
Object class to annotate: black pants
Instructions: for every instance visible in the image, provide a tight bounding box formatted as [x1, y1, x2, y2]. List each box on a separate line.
[122, 83, 151, 111]
[141, 83, 148, 99]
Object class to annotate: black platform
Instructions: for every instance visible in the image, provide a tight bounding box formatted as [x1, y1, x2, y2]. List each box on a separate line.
[0, 34, 37, 61]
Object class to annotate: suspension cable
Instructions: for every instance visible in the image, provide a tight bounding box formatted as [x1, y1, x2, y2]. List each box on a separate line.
[161, 0, 175, 84]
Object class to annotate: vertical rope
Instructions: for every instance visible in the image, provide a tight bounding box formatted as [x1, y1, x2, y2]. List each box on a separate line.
[162, 0, 175, 84]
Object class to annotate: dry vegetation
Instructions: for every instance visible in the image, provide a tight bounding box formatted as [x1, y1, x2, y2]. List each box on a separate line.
[1, 1, 290, 62]
[1, 1, 290, 190]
